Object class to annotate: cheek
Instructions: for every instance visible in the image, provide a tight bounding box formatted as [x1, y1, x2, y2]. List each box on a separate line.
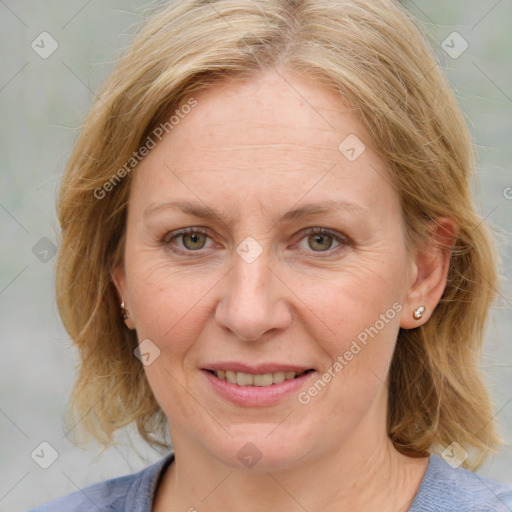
[294, 254, 405, 388]
[293, 250, 405, 334]
[127, 258, 216, 358]
[296, 283, 401, 440]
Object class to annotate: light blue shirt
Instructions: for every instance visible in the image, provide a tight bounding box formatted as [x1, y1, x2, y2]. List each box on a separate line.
[28, 451, 512, 511]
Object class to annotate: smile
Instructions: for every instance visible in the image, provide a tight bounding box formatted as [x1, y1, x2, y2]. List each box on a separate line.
[208, 369, 312, 387]
[202, 368, 317, 407]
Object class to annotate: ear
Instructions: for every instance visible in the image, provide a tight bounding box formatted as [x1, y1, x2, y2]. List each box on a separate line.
[399, 217, 458, 329]
[112, 264, 136, 329]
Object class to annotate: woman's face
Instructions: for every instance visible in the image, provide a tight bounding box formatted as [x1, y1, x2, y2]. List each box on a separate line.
[114, 69, 420, 470]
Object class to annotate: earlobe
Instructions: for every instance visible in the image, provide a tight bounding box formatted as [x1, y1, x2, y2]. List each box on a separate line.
[399, 217, 458, 329]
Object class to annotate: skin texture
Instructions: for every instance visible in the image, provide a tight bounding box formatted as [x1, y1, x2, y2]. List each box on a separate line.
[113, 69, 456, 512]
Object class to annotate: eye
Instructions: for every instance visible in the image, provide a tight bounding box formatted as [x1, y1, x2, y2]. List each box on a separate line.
[162, 226, 349, 256]
[163, 227, 213, 253]
[295, 227, 348, 255]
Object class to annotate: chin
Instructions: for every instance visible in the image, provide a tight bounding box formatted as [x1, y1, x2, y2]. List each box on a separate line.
[205, 425, 317, 473]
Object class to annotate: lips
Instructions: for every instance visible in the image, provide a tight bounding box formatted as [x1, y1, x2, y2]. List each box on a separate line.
[202, 365, 317, 407]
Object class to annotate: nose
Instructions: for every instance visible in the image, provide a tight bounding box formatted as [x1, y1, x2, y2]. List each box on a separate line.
[215, 249, 292, 342]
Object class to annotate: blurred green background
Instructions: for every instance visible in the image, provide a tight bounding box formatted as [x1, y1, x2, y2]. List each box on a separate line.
[0, 1, 511, 510]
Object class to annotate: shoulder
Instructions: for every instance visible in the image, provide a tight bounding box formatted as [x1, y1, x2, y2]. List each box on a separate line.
[26, 452, 174, 512]
[410, 454, 512, 512]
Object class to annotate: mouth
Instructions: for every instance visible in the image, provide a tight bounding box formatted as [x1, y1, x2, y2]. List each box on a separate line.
[202, 364, 318, 406]
[205, 368, 315, 387]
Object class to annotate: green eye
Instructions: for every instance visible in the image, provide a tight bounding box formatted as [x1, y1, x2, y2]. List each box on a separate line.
[163, 226, 349, 257]
[307, 232, 335, 251]
[181, 232, 207, 250]
[163, 227, 212, 254]
[298, 227, 349, 256]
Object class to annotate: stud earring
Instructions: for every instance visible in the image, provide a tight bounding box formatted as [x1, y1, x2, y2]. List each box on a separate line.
[413, 305, 425, 320]
[120, 301, 129, 320]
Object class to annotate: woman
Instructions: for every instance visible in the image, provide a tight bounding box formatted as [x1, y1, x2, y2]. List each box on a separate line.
[30, 0, 512, 510]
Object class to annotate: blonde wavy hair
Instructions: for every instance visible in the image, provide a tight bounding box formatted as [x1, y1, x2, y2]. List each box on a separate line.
[56, 0, 502, 469]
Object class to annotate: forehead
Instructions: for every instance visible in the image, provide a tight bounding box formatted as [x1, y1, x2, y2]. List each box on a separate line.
[164, 70, 358, 163]
[131, 69, 398, 219]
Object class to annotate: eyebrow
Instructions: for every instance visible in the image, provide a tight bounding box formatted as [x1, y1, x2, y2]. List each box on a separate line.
[143, 199, 367, 225]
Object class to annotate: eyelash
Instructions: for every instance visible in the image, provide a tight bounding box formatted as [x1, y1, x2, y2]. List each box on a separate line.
[162, 226, 350, 257]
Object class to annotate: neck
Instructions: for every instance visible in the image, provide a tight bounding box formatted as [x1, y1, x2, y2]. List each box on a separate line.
[154, 424, 428, 512]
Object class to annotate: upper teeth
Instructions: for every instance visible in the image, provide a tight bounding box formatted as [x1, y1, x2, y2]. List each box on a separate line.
[214, 370, 305, 386]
